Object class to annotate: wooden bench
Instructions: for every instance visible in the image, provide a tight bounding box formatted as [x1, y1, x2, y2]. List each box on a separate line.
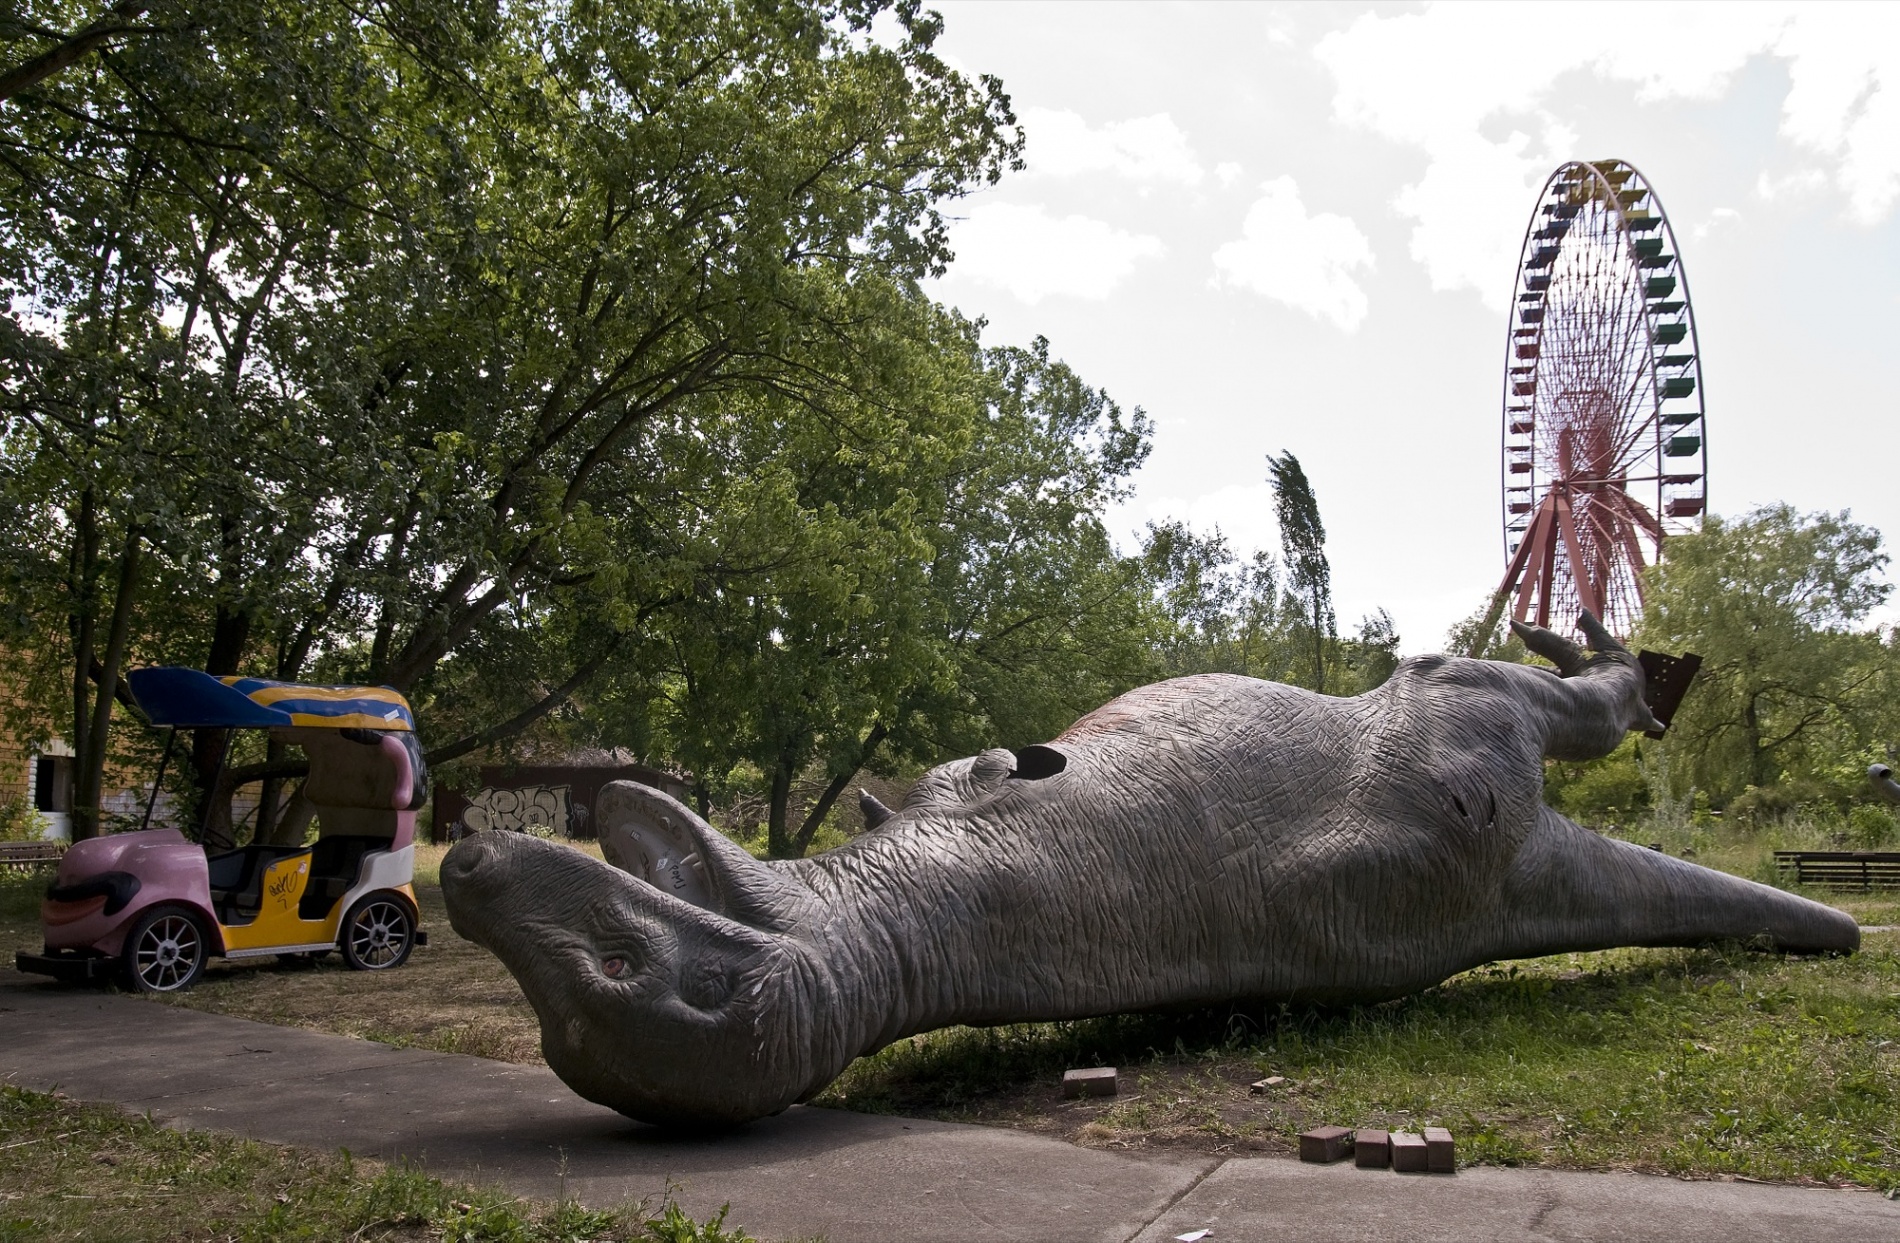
[1774, 850, 1900, 891]
[0, 840, 67, 871]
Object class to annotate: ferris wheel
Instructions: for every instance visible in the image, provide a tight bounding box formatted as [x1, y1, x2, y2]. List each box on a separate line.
[1488, 158, 1707, 639]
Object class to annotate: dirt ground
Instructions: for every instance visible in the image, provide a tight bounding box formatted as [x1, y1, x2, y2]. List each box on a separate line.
[2, 843, 547, 1065]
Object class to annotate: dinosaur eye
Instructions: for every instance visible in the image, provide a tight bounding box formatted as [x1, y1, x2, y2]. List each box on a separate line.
[600, 956, 627, 979]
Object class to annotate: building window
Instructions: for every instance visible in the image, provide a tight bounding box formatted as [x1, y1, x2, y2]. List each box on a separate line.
[33, 755, 71, 814]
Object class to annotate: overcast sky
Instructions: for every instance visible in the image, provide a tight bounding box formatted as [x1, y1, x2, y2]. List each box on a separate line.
[914, 1, 1900, 653]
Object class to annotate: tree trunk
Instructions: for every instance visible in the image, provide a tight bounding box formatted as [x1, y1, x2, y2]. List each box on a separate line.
[0, 2, 149, 101]
[193, 730, 235, 848]
[790, 722, 889, 857]
[254, 738, 286, 841]
[72, 527, 141, 838]
[266, 784, 317, 847]
[765, 759, 794, 860]
[1311, 597, 1327, 696]
[67, 490, 100, 839]
[192, 603, 252, 848]
[1743, 690, 1772, 789]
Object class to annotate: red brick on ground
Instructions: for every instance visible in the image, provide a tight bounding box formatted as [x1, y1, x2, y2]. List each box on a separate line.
[1061, 1067, 1118, 1099]
[1353, 1128, 1390, 1169]
[1298, 1125, 1353, 1164]
[1391, 1131, 1427, 1172]
[1424, 1126, 1456, 1173]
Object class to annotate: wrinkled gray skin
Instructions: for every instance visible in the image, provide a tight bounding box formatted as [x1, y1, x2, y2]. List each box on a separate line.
[441, 616, 1859, 1127]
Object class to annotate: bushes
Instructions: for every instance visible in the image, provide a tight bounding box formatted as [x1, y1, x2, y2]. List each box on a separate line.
[0, 794, 47, 843]
[1544, 739, 1651, 826]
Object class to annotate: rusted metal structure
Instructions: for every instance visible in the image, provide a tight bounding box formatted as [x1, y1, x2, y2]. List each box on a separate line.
[1476, 158, 1707, 646]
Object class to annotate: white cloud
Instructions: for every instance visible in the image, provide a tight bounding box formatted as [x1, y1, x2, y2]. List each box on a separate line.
[1019, 107, 1204, 185]
[1214, 161, 1243, 188]
[1211, 177, 1375, 332]
[1756, 168, 1829, 202]
[943, 202, 1165, 304]
[1776, 5, 1900, 223]
[1691, 206, 1742, 241]
[1124, 483, 1279, 561]
[1311, 2, 1900, 305]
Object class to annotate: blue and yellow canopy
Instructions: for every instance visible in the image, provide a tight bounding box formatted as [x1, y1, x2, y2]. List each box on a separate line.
[127, 667, 415, 732]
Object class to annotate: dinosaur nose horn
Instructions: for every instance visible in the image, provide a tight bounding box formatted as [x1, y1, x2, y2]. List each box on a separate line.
[441, 827, 521, 892]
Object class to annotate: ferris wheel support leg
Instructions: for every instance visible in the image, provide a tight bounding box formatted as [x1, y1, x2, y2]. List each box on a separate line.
[1511, 500, 1558, 627]
[1470, 523, 1544, 658]
[1554, 493, 1602, 620]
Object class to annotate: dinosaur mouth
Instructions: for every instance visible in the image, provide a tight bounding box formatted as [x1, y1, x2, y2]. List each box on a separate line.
[441, 827, 823, 1127]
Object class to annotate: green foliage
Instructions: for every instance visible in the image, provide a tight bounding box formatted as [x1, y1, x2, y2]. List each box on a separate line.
[0, 867, 48, 923]
[1444, 601, 1529, 664]
[0, 0, 1040, 842]
[638, 1197, 753, 1243]
[1139, 520, 1289, 680]
[1544, 737, 1651, 826]
[612, 333, 1159, 857]
[1638, 504, 1898, 807]
[1846, 803, 1897, 849]
[1137, 521, 1397, 696]
[0, 794, 47, 843]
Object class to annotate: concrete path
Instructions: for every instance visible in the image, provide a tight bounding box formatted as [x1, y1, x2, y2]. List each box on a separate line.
[3, 971, 1896, 1242]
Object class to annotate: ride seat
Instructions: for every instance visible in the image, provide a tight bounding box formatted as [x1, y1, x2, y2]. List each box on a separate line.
[206, 845, 311, 924]
[296, 835, 390, 920]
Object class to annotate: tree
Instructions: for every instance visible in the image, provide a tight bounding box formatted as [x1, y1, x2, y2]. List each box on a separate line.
[619, 333, 1157, 859]
[0, 0, 1025, 840]
[0, 1, 151, 101]
[1638, 504, 1896, 803]
[1137, 519, 1398, 695]
[1268, 451, 1335, 693]
[0, 0, 455, 837]
[1445, 602, 1529, 664]
[1138, 521, 1295, 681]
[1338, 608, 1401, 692]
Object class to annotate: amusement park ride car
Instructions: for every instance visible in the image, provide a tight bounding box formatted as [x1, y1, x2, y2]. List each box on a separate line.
[16, 668, 429, 993]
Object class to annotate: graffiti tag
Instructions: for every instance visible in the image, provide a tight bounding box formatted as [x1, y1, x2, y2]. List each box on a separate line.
[267, 860, 309, 911]
[463, 784, 574, 837]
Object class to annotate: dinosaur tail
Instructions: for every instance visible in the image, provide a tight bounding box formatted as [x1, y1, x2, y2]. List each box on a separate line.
[1492, 809, 1860, 958]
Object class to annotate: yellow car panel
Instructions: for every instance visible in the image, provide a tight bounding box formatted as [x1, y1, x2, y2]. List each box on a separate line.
[217, 852, 345, 952]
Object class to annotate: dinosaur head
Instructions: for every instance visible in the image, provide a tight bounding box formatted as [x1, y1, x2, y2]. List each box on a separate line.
[440, 784, 837, 1127]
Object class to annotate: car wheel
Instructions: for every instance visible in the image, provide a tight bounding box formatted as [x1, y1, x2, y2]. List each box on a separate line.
[339, 893, 416, 971]
[120, 905, 210, 993]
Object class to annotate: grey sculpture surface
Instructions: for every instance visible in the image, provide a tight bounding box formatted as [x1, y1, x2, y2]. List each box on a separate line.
[1872, 763, 1900, 806]
[441, 618, 1858, 1127]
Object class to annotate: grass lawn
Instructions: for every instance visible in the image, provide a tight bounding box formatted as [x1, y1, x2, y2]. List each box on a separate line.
[5, 832, 1898, 1192]
[0, 1083, 753, 1242]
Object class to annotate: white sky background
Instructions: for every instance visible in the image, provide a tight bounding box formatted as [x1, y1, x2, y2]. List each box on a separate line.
[920, 1, 1900, 654]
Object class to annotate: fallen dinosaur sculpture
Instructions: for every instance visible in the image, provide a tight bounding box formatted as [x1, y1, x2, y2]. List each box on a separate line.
[441, 615, 1858, 1127]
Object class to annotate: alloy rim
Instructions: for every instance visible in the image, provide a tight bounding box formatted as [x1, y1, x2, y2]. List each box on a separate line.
[349, 901, 409, 967]
[133, 914, 201, 991]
